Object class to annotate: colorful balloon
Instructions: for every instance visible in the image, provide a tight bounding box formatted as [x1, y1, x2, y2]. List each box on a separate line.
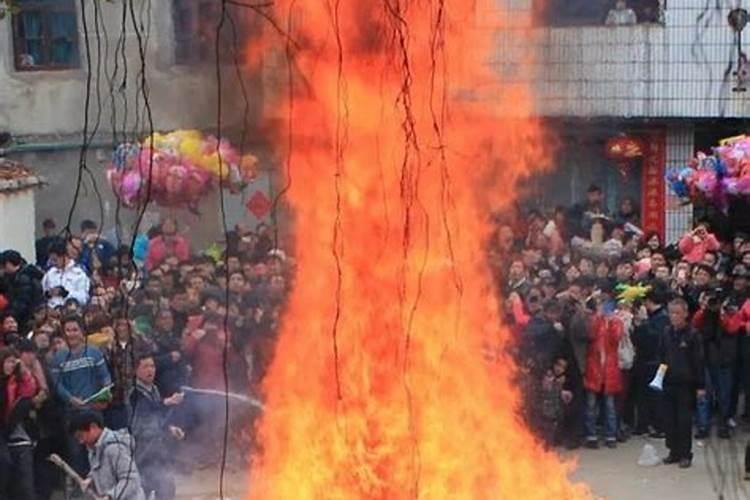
[107, 129, 257, 209]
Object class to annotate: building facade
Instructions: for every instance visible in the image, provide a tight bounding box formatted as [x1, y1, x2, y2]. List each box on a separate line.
[2, 0, 748, 249]
[489, 0, 750, 242]
[0, 0, 271, 252]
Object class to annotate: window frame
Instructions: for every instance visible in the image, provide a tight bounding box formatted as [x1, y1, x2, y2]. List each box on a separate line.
[11, 0, 81, 72]
[532, 0, 665, 29]
[171, 0, 258, 67]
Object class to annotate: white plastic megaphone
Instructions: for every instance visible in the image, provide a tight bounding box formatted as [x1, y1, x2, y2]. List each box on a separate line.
[649, 363, 668, 391]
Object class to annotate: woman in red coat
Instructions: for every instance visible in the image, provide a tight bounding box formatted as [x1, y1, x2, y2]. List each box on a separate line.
[584, 312, 624, 448]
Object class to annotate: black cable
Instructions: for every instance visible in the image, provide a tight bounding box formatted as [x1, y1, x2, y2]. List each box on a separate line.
[213, 1, 233, 497]
[269, 0, 297, 250]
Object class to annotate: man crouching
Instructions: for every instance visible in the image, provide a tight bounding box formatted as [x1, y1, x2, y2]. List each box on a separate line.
[69, 410, 146, 500]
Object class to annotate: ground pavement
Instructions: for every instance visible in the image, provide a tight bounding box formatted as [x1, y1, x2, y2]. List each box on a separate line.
[171, 435, 749, 499]
[569, 435, 750, 500]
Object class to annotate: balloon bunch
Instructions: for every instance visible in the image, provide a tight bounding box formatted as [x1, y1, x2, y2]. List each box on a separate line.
[666, 135, 750, 212]
[107, 130, 258, 210]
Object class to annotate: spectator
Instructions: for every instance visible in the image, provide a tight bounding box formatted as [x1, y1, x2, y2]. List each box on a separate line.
[644, 231, 663, 252]
[0, 249, 44, 329]
[505, 257, 531, 297]
[79, 219, 116, 275]
[35, 218, 64, 269]
[569, 184, 609, 238]
[49, 315, 112, 476]
[146, 218, 190, 271]
[1, 313, 21, 347]
[632, 286, 668, 437]
[678, 222, 721, 264]
[605, 0, 637, 26]
[149, 308, 187, 398]
[105, 317, 150, 430]
[693, 289, 741, 439]
[660, 298, 705, 469]
[0, 347, 40, 500]
[583, 307, 624, 449]
[540, 356, 582, 449]
[42, 242, 90, 309]
[616, 197, 640, 228]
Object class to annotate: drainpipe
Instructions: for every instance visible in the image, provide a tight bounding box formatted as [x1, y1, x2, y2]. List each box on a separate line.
[0, 140, 114, 156]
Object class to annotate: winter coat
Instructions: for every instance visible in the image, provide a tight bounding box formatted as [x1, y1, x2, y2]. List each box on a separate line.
[4, 370, 38, 421]
[41, 260, 90, 308]
[678, 233, 720, 264]
[49, 345, 112, 406]
[693, 308, 739, 368]
[79, 238, 116, 274]
[149, 330, 187, 397]
[88, 428, 146, 500]
[659, 325, 705, 389]
[563, 305, 591, 376]
[632, 306, 669, 372]
[722, 298, 750, 335]
[583, 315, 624, 395]
[521, 316, 564, 376]
[1, 370, 39, 446]
[107, 338, 152, 406]
[128, 381, 173, 465]
[35, 235, 64, 269]
[145, 235, 190, 271]
[182, 328, 234, 391]
[3, 263, 44, 326]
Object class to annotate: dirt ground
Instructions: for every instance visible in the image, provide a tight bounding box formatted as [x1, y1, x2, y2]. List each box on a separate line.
[173, 434, 750, 499]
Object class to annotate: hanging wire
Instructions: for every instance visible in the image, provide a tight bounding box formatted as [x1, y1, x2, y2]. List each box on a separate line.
[213, 1, 233, 496]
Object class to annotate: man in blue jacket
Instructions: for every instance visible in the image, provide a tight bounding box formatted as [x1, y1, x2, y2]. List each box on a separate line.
[79, 220, 116, 275]
[49, 314, 112, 476]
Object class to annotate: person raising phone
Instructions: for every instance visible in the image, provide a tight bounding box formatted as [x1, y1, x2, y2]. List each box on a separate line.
[678, 222, 720, 264]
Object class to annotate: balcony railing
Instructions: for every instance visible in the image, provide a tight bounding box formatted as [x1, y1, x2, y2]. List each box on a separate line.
[533, 0, 664, 28]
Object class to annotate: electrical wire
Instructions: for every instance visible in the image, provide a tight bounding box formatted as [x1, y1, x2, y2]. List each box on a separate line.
[213, 1, 233, 497]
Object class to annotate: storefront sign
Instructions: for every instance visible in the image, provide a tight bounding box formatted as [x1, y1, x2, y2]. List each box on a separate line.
[641, 130, 666, 238]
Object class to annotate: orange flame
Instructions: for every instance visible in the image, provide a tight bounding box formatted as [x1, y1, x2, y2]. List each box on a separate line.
[250, 1, 591, 498]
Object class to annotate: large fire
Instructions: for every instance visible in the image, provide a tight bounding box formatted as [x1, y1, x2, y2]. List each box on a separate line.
[249, 0, 590, 498]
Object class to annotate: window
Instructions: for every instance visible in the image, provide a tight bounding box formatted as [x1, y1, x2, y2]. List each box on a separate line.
[534, 0, 663, 28]
[172, 0, 260, 65]
[12, 0, 80, 71]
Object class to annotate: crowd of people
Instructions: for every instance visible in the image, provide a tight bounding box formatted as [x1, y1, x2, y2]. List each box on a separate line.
[492, 184, 750, 470]
[0, 216, 288, 499]
[2, 180, 749, 497]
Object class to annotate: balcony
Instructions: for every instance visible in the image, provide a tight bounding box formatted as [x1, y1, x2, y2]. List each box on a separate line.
[489, 0, 750, 118]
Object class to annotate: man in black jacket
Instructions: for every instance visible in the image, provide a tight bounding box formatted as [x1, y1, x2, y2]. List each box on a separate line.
[694, 292, 738, 440]
[632, 286, 669, 437]
[149, 308, 187, 398]
[0, 250, 44, 329]
[129, 354, 185, 500]
[660, 298, 706, 468]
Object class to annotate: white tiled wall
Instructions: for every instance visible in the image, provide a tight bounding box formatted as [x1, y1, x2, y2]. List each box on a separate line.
[664, 126, 694, 243]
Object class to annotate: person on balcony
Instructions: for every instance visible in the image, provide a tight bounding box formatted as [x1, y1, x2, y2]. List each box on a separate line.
[605, 0, 637, 26]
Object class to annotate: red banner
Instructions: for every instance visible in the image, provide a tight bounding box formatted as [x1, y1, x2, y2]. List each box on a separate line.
[641, 129, 666, 239]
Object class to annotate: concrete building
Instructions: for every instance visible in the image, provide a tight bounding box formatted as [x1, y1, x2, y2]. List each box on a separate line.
[3, 0, 748, 247]
[0, 0, 273, 248]
[488, 0, 750, 242]
[0, 159, 43, 260]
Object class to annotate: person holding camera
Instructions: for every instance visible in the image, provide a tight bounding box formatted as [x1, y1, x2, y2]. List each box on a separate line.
[41, 241, 90, 309]
[678, 222, 720, 265]
[693, 289, 739, 439]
